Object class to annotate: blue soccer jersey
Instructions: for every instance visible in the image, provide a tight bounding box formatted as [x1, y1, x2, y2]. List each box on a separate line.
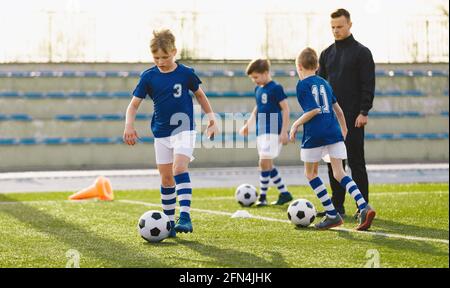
[296, 75, 343, 148]
[255, 81, 287, 136]
[133, 63, 201, 138]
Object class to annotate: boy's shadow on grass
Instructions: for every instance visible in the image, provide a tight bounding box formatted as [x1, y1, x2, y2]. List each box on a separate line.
[0, 194, 169, 267]
[174, 238, 288, 268]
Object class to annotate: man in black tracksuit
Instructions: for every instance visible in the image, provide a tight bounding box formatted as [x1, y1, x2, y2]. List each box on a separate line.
[318, 8, 375, 217]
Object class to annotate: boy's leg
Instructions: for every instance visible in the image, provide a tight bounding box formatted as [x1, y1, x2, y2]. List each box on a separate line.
[157, 163, 177, 237]
[155, 138, 177, 237]
[173, 154, 193, 233]
[305, 162, 343, 229]
[257, 158, 271, 206]
[270, 166, 293, 205]
[270, 166, 290, 195]
[330, 157, 375, 231]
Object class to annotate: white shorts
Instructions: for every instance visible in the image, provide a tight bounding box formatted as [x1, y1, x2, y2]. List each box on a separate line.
[256, 133, 282, 159]
[300, 141, 347, 163]
[154, 130, 197, 165]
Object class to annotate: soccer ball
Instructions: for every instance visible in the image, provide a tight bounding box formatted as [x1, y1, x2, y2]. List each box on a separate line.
[138, 210, 171, 243]
[235, 184, 258, 207]
[287, 199, 317, 227]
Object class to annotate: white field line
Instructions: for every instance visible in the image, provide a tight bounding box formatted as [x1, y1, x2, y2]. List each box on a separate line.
[1, 198, 448, 245]
[118, 199, 449, 245]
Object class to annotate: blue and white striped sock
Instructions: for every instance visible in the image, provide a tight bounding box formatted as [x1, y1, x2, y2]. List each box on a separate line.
[260, 170, 271, 196]
[310, 177, 337, 218]
[174, 172, 192, 219]
[161, 186, 176, 227]
[270, 167, 289, 195]
[340, 176, 367, 211]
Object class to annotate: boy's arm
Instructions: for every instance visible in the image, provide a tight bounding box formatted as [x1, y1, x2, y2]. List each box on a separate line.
[239, 106, 257, 136]
[193, 87, 218, 139]
[332, 102, 348, 139]
[279, 99, 290, 144]
[289, 108, 321, 142]
[124, 96, 143, 145]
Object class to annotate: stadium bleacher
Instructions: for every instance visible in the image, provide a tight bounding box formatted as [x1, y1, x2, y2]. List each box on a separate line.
[0, 63, 448, 170]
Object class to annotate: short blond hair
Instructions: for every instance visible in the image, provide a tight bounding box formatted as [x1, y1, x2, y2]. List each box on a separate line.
[297, 47, 318, 70]
[150, 29, 176, 54]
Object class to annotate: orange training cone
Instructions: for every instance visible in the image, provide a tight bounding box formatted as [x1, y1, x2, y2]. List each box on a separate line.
[69, 176, 114, 201]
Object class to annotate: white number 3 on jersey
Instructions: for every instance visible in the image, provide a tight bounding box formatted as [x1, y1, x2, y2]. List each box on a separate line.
[173, 84, 182, 98]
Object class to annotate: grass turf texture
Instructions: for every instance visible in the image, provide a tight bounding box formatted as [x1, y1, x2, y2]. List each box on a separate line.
[0, 183, 448, 268]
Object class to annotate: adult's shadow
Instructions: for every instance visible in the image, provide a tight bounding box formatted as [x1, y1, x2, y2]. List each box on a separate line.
[174, 238, 288, 268]
[0, 194, 169, 267]
[370, 218, 449, 240]
[333, 228, 448, 259]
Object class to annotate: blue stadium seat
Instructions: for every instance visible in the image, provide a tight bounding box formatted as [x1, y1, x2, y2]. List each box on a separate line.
[111, 91, 130, 98]
[19, 138, 38, 145]
[88, 137, 114, 144]
[56, 114, 77, 121]
[66, 137, 88, 144]
[79, 114, 100, 121]
[23, 92, 44, 99]
[101, 114, 124, 121]
[0, 138, 16, 145]
[10, 114, 32, 121]
[139, 137, 154, 143]
[135, 114, 152, 120]
[43, 138, 65, 145]
[68, 91, 88, 98]
[47, 92, 68, 99]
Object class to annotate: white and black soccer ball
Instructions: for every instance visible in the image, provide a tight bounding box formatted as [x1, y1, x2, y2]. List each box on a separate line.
[235, 184, 258, 207]
[138, 210, 171, 243]
[287, 199, 317, 227]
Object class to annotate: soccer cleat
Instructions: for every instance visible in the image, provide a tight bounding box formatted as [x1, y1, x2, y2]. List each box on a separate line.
[315, 214, 344, 230]
[317, 206, 346, 218]
[168, 223, 176, 238]
[271, 192, 293, 205]
[174, 215, 193, 233]
[256, 194, 268, 207]
[353, 209, 360, 220]
[356, 205, 376, 231]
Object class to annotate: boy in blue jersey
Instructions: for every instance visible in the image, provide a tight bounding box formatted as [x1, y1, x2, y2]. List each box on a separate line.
[123, 29, 217, 237]
[289, 48, 375, 230]
[240, 59, 293, 206]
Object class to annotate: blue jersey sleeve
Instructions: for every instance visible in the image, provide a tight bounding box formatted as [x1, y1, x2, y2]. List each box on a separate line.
[274, 84, 288, 102]
[187, 68, 202, 92]
[296, 81, 319, 112]
[132, 73, 151, 99]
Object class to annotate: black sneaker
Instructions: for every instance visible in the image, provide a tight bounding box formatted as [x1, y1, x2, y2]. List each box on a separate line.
[256, 194, 268, 207]
[271, 192, 293, 205]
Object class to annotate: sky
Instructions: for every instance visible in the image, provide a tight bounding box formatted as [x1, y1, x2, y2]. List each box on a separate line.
[0, 0, 448, 62]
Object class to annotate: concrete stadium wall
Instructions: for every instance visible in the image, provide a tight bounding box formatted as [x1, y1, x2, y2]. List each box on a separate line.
[0, 61, 448, 171]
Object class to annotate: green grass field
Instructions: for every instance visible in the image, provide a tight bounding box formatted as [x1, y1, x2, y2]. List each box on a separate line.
[0, 183, 448, 268]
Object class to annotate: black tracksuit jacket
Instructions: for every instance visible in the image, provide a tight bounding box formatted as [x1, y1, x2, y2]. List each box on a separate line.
[318, 34, 375, 120]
